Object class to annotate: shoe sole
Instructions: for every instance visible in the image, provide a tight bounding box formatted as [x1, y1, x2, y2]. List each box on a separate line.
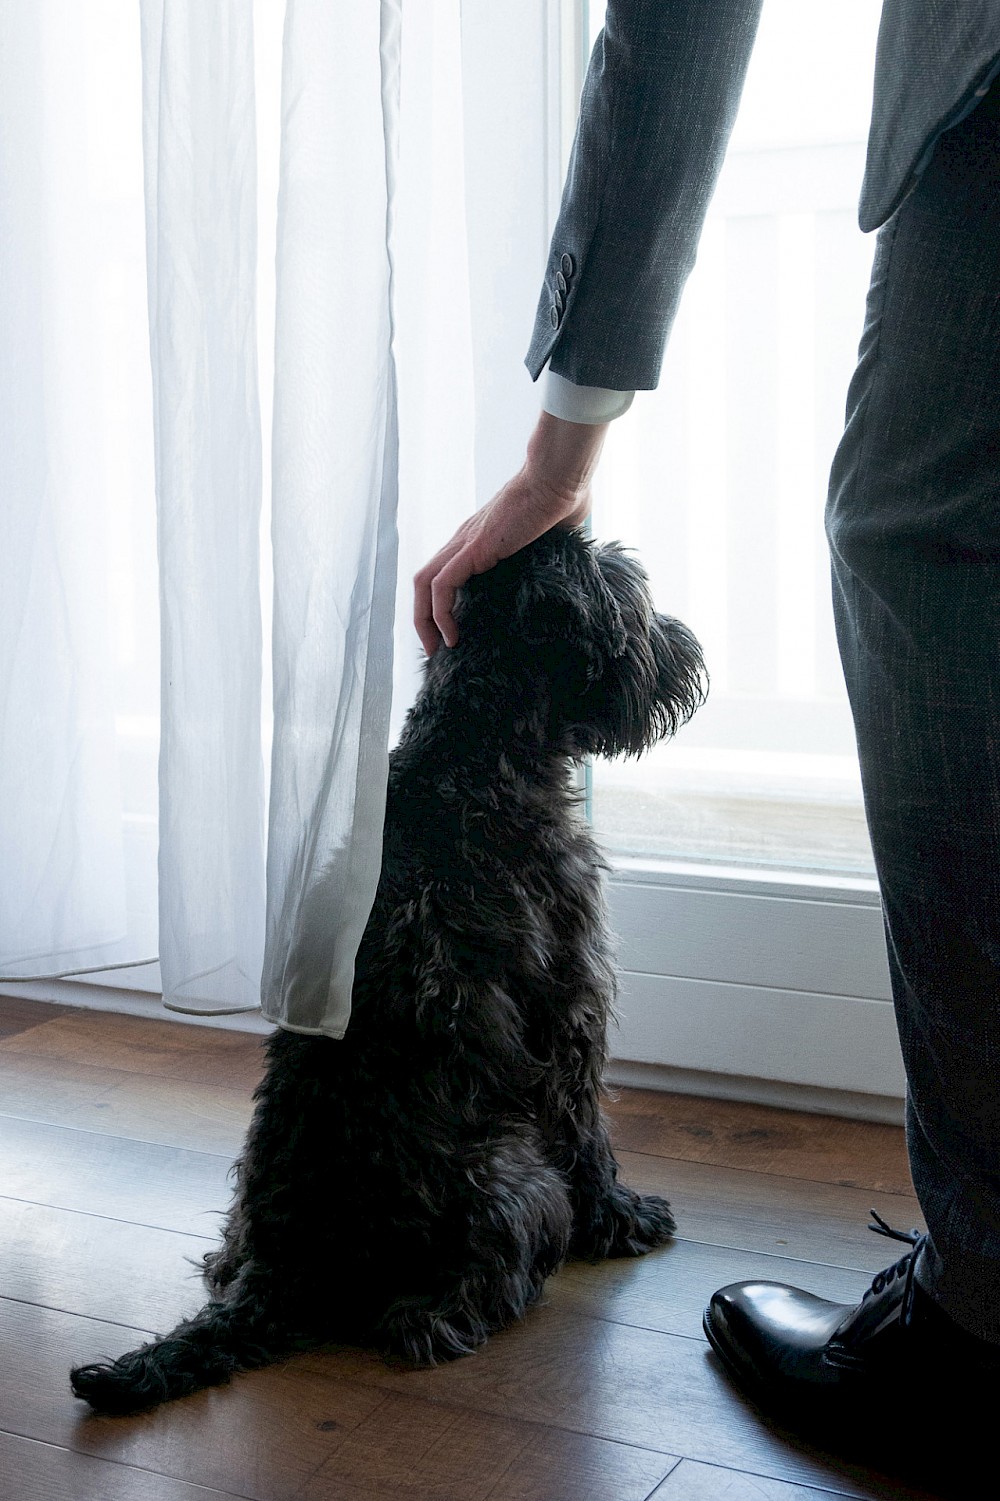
[702, 1304, 766, 1403]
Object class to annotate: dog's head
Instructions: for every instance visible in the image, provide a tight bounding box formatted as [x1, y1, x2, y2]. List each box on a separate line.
[424, 527, 706, 760]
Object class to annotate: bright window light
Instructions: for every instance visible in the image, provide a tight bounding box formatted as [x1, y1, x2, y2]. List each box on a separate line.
[585, 1, 882, 876]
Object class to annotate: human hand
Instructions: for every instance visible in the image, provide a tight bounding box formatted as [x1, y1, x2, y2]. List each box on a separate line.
[413, 411, 608, 656]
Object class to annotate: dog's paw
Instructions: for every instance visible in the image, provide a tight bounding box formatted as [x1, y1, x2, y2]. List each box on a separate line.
[572, 1186, 676, 1259]
[380, 1301, 490, 1367]
[620, 1191, 676, 1253]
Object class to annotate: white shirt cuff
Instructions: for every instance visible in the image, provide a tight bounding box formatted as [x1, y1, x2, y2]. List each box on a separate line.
[541, 368, 635, 424]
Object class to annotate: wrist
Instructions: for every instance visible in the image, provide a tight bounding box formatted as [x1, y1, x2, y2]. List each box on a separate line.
[524, 410, 609, 501]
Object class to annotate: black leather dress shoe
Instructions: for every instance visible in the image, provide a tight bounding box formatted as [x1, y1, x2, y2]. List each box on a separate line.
[703, 1213, 998, 1420]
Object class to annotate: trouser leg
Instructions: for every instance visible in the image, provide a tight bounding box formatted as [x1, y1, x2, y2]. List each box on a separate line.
[826, 85, 1000, 1343]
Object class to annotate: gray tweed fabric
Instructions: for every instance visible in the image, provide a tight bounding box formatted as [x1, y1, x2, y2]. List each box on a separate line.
[828, 80, 1000, 1342]
[527, 0, 1000, 391]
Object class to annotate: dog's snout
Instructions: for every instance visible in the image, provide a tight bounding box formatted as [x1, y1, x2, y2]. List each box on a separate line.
[653, 614, 708, 734]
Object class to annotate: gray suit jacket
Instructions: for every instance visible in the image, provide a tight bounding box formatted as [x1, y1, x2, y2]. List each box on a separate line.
[527, 0, 1000, 391]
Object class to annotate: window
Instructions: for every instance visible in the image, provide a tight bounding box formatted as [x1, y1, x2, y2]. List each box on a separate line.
[569, 2, 900, 1109]
[586, 0, 882, 879]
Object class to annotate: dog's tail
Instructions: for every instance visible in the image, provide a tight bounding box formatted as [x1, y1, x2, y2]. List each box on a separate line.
[70, 1282, 287, 1414]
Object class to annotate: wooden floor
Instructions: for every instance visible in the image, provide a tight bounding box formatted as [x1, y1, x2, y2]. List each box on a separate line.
[0, 997, 950, 1501]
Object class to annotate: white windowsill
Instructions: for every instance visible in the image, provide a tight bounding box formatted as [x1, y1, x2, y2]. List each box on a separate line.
[608, 854, 881, 907]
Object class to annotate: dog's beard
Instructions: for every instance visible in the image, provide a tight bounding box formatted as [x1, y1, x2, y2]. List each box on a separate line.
[563, 613, 706, 761]
[651, 613, 707, 739]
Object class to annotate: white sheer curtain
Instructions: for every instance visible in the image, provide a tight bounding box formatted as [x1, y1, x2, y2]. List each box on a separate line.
[1, 0, 479, 1038]
[145, 0, 478, 1034]
[140, 0, 266, 1015]
[258, 0, 400, 1035]
[0, 1, 153, 984]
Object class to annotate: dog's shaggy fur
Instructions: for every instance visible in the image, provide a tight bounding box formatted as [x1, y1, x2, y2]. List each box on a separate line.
[70, 527, 706, 1412]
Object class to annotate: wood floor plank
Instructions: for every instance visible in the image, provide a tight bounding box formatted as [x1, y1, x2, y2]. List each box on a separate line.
[299, 1307, 931, 1501]
[619, 1152, 923, 1272]
[0, 1199, 210, 1331]
[0, 1004, 913, 1197]
[0, 1051, 252, 1155]
[553, 1240, 871, 1340]
[0, 1300, 671, 1501]
[0, 1045, 916, 1198]
[606, 1091, 913, 1196]
[0, 1009, 258, 1056]
[0, 1115, 231, 1234]
[0, 1300, 386, 1501]
[0, 1012, 266, 1090]
[649, 1457, 881, 1500]
[298, 1391, 676, 1501]
[0, 1192, 876, 1345]
[0, 996, 77, 1040]
[0, 1112, 921, 1273]
[0, 1296, 933, 1501]
[0, 1431, 248, 1501]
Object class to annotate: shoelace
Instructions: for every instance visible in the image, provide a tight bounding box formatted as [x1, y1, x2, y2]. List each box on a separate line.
[863, 1208, 925, 1302]
[868, 1208, 922, 1248]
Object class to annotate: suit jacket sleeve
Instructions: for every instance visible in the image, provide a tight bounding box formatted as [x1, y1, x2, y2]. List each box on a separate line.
[526, 0, 764, 391]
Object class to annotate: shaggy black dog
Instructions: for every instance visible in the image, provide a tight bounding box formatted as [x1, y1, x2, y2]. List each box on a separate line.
[70, 526, 706, 1413]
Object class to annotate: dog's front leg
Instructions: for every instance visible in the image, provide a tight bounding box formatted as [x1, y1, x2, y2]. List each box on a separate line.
[564, 1109, 676, 1258]
[542, 995, 675, 1259]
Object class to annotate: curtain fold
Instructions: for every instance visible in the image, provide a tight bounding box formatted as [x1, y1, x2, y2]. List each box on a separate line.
[139, 0, 474, 1036]
[259, 0, 402, 1037]
[140, 0, 265, 1014]
[2, 0, 477, 1036]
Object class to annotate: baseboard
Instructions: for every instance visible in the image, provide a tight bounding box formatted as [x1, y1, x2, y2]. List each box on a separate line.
[604, 1056, 904, 1125]
[612, 968, 907, 1099]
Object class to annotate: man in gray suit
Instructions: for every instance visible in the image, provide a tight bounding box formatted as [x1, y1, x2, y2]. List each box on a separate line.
[415, 0, 1000, 1429]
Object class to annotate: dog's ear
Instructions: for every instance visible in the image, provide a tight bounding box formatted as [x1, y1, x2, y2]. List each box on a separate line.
[512, 537, 627, 680]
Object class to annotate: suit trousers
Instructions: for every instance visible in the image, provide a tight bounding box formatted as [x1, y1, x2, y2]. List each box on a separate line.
[826, 82, 1000, 1342]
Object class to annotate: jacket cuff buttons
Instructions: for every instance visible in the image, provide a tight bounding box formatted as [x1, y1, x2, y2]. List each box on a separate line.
[550, 252, 576, 327]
